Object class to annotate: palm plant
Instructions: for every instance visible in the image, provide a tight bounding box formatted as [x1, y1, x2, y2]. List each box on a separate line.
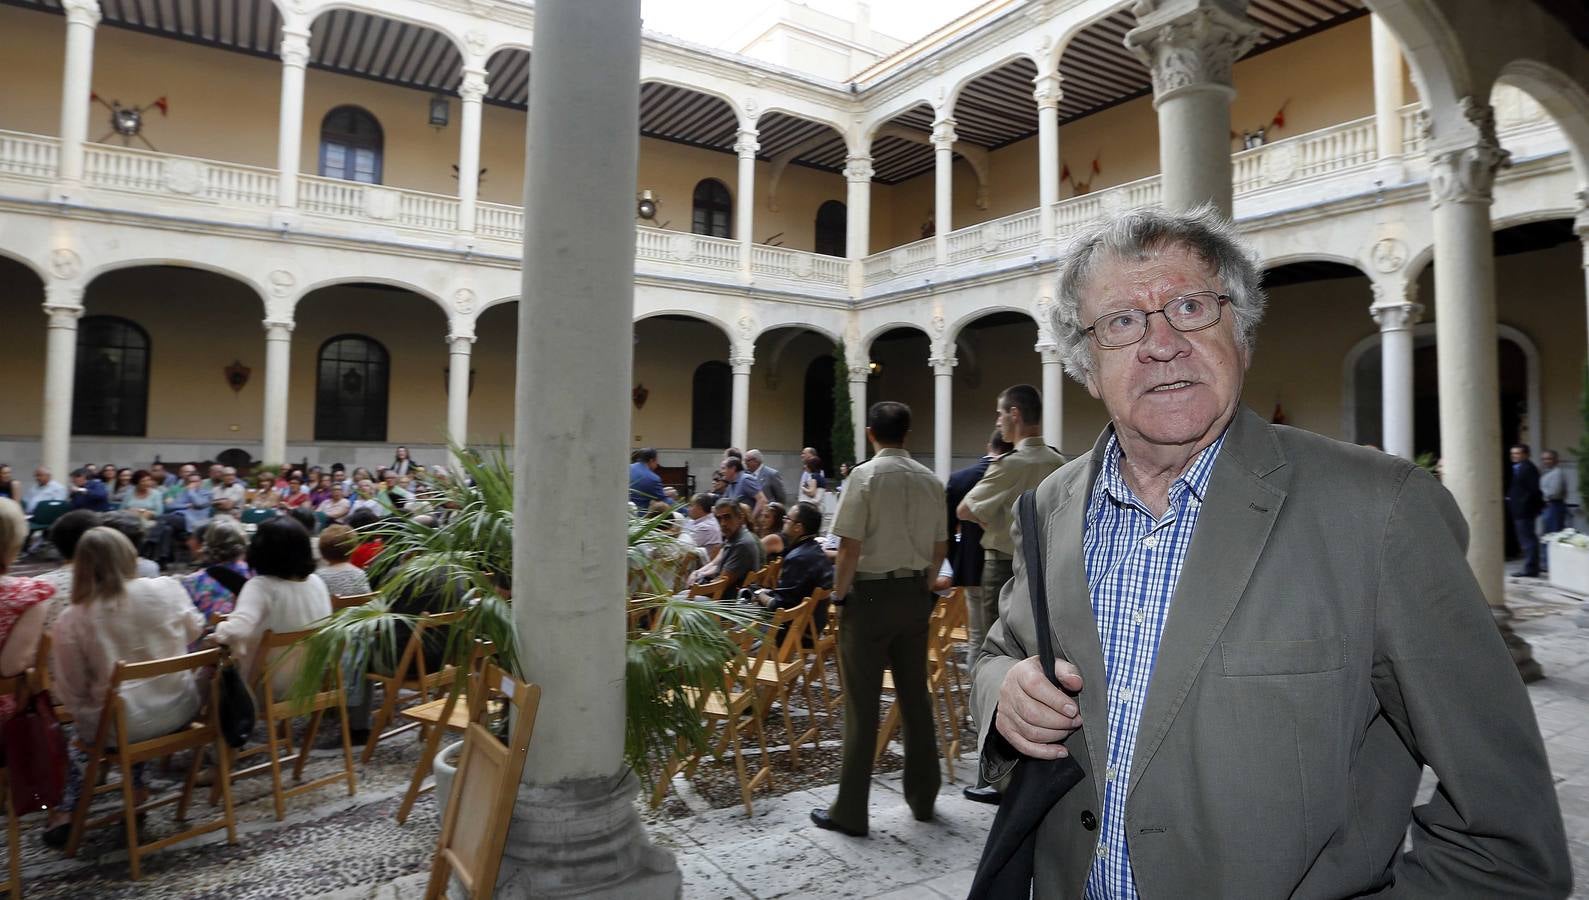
[287, 445, 765, 789]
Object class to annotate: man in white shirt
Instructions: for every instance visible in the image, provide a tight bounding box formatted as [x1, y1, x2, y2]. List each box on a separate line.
[22, 466, 67, 514]
[681, 493, 723, 559]
[211, 467, 247, 515]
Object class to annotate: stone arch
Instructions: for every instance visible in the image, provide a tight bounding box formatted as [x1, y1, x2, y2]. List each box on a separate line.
[637, 77, 745, 127]
[945, 306, 1036, 346]
[82, 259, 268, 312]
[943, 51, 1041, 117]
[1363, 1, 1471, 126]
[634, 309, 734, 344]
[294, 276, 450, 319]
[301, 3, 470, 61]
[859, 321, 932, 357]
[0, 248, 47, 286]
[1496, 60, 1589, 189]
[1045, 0, 1135, 74]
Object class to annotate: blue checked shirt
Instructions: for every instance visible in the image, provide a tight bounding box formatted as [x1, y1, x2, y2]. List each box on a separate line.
[1082, 430, 1226, 900]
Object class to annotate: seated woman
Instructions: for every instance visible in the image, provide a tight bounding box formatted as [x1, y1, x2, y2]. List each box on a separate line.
[211, 518, 331, 696]
[181, 517, 252, 624]
[43, 527, 204, 847]
[316, 524, 371, 599]
[248, 472, 283, 510]
[0, 499, 53, 722]
[281, 473, 311, 509]
[109, 468, 135, 507]
[757, 502, 788, 561]
[119, 469, 173, 563]
[345, 508, 385, 570]
[315, 484, 351, 527]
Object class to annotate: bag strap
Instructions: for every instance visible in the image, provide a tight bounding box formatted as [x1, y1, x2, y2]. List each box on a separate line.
[206, 564, 248, 597]
[1016, 490, 1061, 690]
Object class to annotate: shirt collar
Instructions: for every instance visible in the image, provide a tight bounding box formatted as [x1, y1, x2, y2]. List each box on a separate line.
[1097, 428, 1228, 511]
[873, 448, 910, 459]
[1015, 436, 1046, 450]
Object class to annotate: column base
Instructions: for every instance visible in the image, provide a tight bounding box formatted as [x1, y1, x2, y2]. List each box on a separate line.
[1492, 605, 1544, 683]
[491, 769, 681, 899]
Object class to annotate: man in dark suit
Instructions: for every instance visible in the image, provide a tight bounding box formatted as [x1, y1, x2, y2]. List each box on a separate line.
[1508, 443, 1545, 577]
[944, 429, 1012, 654]
[751, 500, 833, 639]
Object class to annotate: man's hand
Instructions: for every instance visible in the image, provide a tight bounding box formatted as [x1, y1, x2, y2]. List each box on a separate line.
[995, 655, 1084, 759]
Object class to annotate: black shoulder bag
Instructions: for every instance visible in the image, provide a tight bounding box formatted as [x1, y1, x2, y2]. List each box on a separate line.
[968, 489, 1087, 899]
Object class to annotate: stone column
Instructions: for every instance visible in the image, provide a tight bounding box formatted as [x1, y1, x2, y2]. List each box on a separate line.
[844, 154, 873, 297]
[1038, 345, 1065, 450]
[1368, 283, 1420, 460]
[456, 66, 488, 233]
[1427, 99, 1540, 680]
[1577, 205, 1589, 355]
[261, 320, 293, 465]
[1370, 15, 1406, 184]
[930, 348, 956, 482]
[1125, 0, 1258, 216]
[57, 0, 101, 189]
[932, 115, 956, 265]
[729, 346, 753, 452]
[40, 286, 84, 479]
[1034, 73, 1062, 245]
[848, 363, 870, 463]
[446, 333, 474, 455]
[735, 127, 759, 281]
[500, 0, 678, 895]
[275, 23, 311, 210]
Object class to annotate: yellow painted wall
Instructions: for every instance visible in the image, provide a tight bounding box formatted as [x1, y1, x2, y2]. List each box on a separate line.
[630, 316, 731, 449]
[0, 7, 67, 137]
[0, 261, 47, 438]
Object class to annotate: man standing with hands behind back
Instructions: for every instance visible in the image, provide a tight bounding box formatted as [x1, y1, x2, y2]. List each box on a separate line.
[811, 401, 947, 838]
[974, 206, 1567, 897]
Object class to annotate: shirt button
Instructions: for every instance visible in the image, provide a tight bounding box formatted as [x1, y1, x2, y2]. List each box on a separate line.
[1133, 611, 1146, 625]
[1097, 842, 1108, 858]
[1105, 766, 1117, 782]
[1142, 535, 1158, 549]
[1119, 688, 1134, 701]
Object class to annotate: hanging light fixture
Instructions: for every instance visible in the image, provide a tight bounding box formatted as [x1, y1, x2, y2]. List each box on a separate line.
[429, 93, 451, 128]
[636, 189, 658, 221]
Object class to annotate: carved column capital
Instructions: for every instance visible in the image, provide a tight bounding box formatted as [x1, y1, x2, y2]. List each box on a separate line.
[847, 363, 871, 382]
[459, 68, 489, 104]
[1428, 97, 1510, 208]
[1125, 0, 1258, 101]
[843, 155, 874, 183]
[280, 28, 311, 68]
[931, 117, 958, 150]
[263, 319, 296, 338]
[734, 129, 760, 159]
[447, 333, 477, 350]
[42, 297, 85, 325]
[1370, 278, 1422, 332]
[1032, 73, 1063, 110]
[62, 0, 101, 27]
[929, 342, 957, 374]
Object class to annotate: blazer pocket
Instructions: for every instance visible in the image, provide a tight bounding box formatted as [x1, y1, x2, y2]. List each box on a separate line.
[1221, 636, 1344, 676]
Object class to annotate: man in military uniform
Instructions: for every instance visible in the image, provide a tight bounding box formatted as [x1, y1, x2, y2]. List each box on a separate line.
[811, 401, 948, 837]
[957, 383, 1064, 804]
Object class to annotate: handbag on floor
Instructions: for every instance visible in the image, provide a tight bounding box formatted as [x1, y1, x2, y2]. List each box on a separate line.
[216, 650, 256, 749]
[4, 688, 68, 811]
[967, 489, 1087, 900]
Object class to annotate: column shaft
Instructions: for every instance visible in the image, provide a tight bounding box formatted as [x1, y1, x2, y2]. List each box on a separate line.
[845, 156, 872, 297]
[57, 0, 101, 186]
[848, 366, 869, 464]
[1371, 15, 1405, 180]
[276, 26, 310, 209]
[1126, 1, 1258, 217]
[730, 356, 752, 451]
[932, 118, 956, 265]
[447, 335, 473, 456]
[931, 358, 955, 482]
[41, 292, 84, 479]
[736, 130, 758, 280]
[262, 321, 293, 465]
[457, 68, 487, 232]
[1040, 348, 1064, 450]
[1370, 294, 1420, 460]
[1035, 76, 1061, 243]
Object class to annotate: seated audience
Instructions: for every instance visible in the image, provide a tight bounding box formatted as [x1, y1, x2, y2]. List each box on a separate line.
[757, 502, 788, 560]
[282, 474, 311, 509]
[0, 464, 19, 503]
[316, 484, 351, 526]
[181, 517, 252, 624]
[749, 501, 835, 639]
[44, 527, 204, 847]
[119, 469, 165, 519]
[350, 480, 385, 517]
[38, 510, 99, 629]
[688, 498, 765, 594]
[211, 467, 247, 516]
[0, 499, 53, 724]
[628, 501, 704, 595]
[149, 461, 176, 488]
[67, 468, 111, 512]
[316, 524, 372, 598]
[681, 493, 723, 559]
[249, 472, 283, 509]
[346, 509, 385, 569]
[166, 471, 213, 539]
[211, 519, 332, 695]
[23, 467, 66, 514]
[102, 512, 161, 577]
[309, 474, 333, 507]
[109, 468, 135, 506]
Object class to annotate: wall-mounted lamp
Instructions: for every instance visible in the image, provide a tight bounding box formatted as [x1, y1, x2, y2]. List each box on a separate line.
[868, 361, 881, 376]
[225, 360, 252, 393]
[429, 94, 451, 128]
[636, 189, 658, 221]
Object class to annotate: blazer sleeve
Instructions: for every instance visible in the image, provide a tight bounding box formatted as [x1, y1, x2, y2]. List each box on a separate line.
[970, 498, 1037, 786]
[1373, 467, 1570, 897]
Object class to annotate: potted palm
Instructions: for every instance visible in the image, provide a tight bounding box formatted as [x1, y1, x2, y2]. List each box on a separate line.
[286, 445, 765, 805]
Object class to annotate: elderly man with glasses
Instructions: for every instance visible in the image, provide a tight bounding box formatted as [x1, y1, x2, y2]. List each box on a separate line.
[971, 206, 1568, 898]
[686, 497, 765, 595]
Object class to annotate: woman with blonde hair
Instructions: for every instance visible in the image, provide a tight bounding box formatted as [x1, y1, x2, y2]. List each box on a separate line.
[43, 527, 204, 847]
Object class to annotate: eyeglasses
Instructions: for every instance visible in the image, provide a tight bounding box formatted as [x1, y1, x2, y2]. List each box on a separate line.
[1084, 291, 1231, 349]
[714, 514, 737, 523]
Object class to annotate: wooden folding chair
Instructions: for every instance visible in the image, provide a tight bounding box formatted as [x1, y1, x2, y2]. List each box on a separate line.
[395, 640, 495, 825]
[1, 674, 21, 900]
[226, 629, 358, 820]
[748, 593, 823, 767]
[362, 609, 466, 764]
[331, 591, 378, 612]
[64, 649, 238, 880]
[802, 599, 842, 717]
[688, 577, 729, 601]
[423, 662, 542, 900]
[873, 597, 965, 781]
[651, 625, 775, 815]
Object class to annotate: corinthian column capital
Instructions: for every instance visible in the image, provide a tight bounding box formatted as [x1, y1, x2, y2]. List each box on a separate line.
[280, 28, 311, 68]
[1428, 97, 1511, 207]
[62, 0, 101, 26]
[1125, 0, 1258, 101]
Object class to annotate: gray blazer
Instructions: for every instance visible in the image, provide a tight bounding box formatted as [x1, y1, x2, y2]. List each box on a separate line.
[972, 407, 1570, 898]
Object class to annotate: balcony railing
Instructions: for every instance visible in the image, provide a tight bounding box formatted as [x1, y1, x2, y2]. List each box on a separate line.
[634, 227, 740, 272]
[79, 143, 279, 207]
[750, 244, 849, 285]
[1231, 115, 1376, 194]
[0, 131, 58, 181]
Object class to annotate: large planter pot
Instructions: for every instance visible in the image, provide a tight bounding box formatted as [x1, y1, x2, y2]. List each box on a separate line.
[433, 740, 465, 819]
[1548, 541, 1589, 595]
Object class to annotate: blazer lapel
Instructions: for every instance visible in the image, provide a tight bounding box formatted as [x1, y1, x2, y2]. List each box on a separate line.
[1126, 408, 1288, 799]
[1043, 430, 1111, 813]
